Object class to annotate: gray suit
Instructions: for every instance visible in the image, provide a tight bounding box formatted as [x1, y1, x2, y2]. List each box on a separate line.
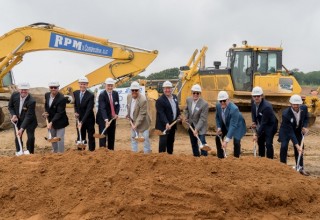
[185, 97, 209, 156]
[185, 97, 208, 135]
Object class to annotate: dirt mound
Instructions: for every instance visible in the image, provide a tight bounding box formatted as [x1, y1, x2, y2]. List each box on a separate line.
[0, 150, 320, 220]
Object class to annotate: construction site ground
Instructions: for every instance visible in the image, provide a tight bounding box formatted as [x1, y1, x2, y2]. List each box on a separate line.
[1, 85, 320, 219]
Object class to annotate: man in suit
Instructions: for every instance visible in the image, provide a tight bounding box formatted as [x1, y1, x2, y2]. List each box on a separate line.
[96, 77, 120, 150]
[251, 86, 278, 159]
[279, 94, 310, 176]
[215, 91, 246, 158]
[73, 76, 95, 151]
[184, 84, 209, 157]
[155, 80, 180, 154]
[43, 81, 69, 153]
[8, 82, 38, 154]
[127, 81, 151, 153]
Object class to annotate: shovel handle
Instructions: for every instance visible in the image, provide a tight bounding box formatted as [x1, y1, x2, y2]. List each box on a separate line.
[184, 122, 203, 147]
[11, 120, 23, 153]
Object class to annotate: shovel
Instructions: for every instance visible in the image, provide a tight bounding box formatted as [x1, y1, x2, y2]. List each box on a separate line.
[151, 119, 179, 136]
[184, 122, 211, 151]
[76, 119, 86, 150]
[251, 128, 257, 157]
[296, 134, 305, 172]
[44, 118, 60, 143]
[129, 119, 145, 142]
[218, 134, 227, 158]
[11, 120, 30, 156]
[93, 118, 115, 138]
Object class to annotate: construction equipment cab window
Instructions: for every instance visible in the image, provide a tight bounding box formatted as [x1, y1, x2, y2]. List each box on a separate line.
[257, 53, 277, 74]
[231, 51, 252, 91]
[230, 49, 282, 92]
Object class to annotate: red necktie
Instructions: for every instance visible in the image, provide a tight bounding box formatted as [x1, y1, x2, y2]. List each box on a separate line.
[109, 93, 116, 117]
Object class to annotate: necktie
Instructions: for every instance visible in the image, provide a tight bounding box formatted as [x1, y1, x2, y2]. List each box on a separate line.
[80, 92, 84, 103]
[222, 109, 226, 124]
[109, 93, 116, 117]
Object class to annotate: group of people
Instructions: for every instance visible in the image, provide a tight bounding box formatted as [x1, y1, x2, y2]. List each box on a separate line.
[8, 78, 310, 176]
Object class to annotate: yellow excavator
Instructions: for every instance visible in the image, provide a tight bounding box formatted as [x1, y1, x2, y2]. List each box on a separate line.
[177, 41, 319, 128]
[0, 22, 158, 129]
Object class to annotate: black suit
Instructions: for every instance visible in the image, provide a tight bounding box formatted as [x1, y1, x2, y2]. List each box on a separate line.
[251, 98, 278, 158]
[44, 92, 69, 129]
[96, 90, 120, 150]
[74, 90, 96, 151]
[8, 92, 38, 153]
[155, 94, 180, 154]
[279, 105, 308, 167]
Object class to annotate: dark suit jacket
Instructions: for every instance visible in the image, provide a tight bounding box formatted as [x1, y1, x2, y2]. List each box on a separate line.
[8, 92, 38, 129]
[155, 94, 180, 131]
[278, 105, 308, 145]
[216, 101, 246, 140]
[96, 90, 120, 124]
[251, 98, 278, 137]
[45, 92, 69, 129]
[73, 90, 95, 124]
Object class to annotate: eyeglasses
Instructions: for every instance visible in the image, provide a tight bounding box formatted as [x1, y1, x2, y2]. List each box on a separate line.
[253, 95, 261, 98]
[219, 99, 227, 103]
[131, 89, 139, 92]
[49, 86, 58, 89]
[193, 92, 200, 95]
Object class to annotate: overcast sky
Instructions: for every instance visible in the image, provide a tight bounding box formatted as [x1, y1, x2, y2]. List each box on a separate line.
[1, 0, 320, 87]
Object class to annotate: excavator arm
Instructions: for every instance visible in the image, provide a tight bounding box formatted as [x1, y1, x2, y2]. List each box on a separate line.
[0, 22, 158, 94]
[0, 22, 158, 130]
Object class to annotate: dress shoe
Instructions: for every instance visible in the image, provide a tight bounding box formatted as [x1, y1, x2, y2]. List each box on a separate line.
[299, 169, 310, 176]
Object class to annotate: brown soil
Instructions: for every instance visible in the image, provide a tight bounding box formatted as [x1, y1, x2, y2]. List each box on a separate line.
[1, 86, 320, 219]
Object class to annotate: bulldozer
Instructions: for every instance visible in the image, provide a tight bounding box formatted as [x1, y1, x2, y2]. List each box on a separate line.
[0, 22, 158, 129]
[174, 41, 319, 129]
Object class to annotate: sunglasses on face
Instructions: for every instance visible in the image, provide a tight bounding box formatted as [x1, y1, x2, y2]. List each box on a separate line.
[49, 86, 58, 89]
[219, 99, 227, 103]
[131, 89, 139, 92]
[253, 95, 261, 98]
[193, 92, 200, 95]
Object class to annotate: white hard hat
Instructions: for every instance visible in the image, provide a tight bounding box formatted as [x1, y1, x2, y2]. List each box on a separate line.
[48, 81, 60, 87]
[191, 84, 202, 92]
[252, 86, 263, 96]
[18, 82, 30, 90]
[130, 81, 140, 90]
[78, 76, 88, 83]
[162, 80, 173, 88]
[289, 94, 303, 104]
[217, 91, 229, 101]
[105, 77, 115, 85]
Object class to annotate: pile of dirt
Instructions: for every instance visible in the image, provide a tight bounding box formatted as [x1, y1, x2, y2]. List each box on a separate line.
[0, 149, 320, 220]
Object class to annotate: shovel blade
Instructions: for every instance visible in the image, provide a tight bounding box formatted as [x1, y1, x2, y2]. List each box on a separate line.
[135, 137, 145, 142]
[76, 143, 86, 150]
[151, 129, 165, 136]
[15, 151, 23, 156]
[93, 133, 106, 138]
[46, 137, 61, 143]
[200, 145, 211, 152]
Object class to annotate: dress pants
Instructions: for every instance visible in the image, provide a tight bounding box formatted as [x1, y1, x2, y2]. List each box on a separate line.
[215, 126, 241, 158]
[98, 120, 116, 150]
[76, 122, 95, 151]
[159, 129, 176, 154]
